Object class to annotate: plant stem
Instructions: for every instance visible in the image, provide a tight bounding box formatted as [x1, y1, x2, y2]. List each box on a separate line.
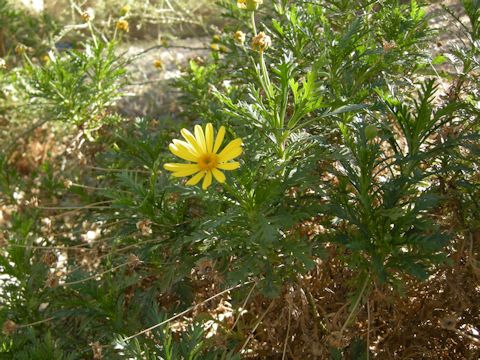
[340, 273, 370, 335]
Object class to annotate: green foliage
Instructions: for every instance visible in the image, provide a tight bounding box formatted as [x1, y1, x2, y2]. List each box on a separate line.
[20, 38, 126, 128]
[0, 0, 479, 358]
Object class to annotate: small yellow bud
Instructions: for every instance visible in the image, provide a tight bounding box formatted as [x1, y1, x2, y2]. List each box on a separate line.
[213, 35, 221, 42]
[153, 59, 164, 69]
[219, 45, 229, 53]
[41, 54, 50, 64]
[251, 32, 271, 53]
[210, 43, 220, 52]
[234, 30, 246, 45]
[237, 0, 263, 11]
[116, 19, 129, 32]
[81, 8, 95, 22]
[120, 4, 131, 16]
[15, 44, 27, 55]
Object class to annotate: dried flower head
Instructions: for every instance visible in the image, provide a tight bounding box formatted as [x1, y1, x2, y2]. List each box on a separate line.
[164, 123, 242, 190]
[251, 32, 271, 53]
[136, 219, 152, 236]
[81, 7, 95, 22]
[439, 315, 458, 330]
[237, 0, 263, 11]
[90, 341, 103, 359]
[234, 31, 246, 45]
[2, 320, 17, 336]
[116, 19, 129, 32]
[42, 251, 58, 267]
[0, 232, 7, 247]
[127, 254, 142, 270]
[45, 272, 60, 288]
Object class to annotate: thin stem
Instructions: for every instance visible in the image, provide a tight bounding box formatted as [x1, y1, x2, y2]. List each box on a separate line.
[282, 296, 292, 360]
[340, 273, 370, 334]
[251, 11, 257, 35]
[121, 282, 250, 342]
[239, 301, 274, 353]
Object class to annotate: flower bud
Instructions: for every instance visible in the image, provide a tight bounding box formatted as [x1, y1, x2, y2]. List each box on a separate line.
[15, 44, 27, 55]
[237, 0, 263, 11]
[120, 4, 131, 16]
[234, 30, 246, 45]
[153, 59, 164, 69]
[251, 32, 271, 53]
[116, 19, 129, 32]
[81, 7, 95, 22]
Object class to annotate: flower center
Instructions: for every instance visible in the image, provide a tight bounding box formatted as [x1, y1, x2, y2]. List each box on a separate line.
[198, 153, 218, 171]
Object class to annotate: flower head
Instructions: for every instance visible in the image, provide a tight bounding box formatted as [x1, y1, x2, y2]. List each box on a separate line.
[164, 123, 242, 190]
[81, 7, 95, 22]
[15, 44, 27, 55]
[237, 0, 263, 11]
[153, 59, 164, 69]
[0, 58, 6, 70]
[116, 19, 129, 32]
[234, 30, 246, 45]
[251, 32, 271, 52]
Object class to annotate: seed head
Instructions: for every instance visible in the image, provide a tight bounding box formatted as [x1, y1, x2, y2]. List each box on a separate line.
[251, 32, 271, 53]
[2, 320, 17, 336]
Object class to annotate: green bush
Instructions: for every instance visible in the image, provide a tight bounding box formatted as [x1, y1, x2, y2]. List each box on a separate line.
[0, 0, 479, 358]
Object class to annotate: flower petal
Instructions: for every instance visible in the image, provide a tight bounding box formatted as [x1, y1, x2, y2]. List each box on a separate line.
[216, 161, 240, 170]
[211, 168, 226, 183]
[205, 123, 214, 153]
[213, 126, 226, 154]
[194, 125, 207, 153]
[186, 171, 206, 185]
[171, 167, 201, 177]
[164, 163, 199, 173]
[202, 171, 213, 190]
[218, 138, 243, 162]
[169, 142, 198, 162]
[181, 129, 204, 154]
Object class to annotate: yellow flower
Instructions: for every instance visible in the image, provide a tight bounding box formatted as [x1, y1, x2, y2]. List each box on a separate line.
[153, 59, 164, 69]
[116, 19, 129, 32]
[164, 123, 243, 190]
[210, 43, 220, 52]
[234, 30, 246, 45]
[237, 0, 263, 11]
[251, 32, 271, 52]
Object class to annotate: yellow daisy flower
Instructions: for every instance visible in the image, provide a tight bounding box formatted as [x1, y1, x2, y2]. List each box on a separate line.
[164, 123, 243, 190]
